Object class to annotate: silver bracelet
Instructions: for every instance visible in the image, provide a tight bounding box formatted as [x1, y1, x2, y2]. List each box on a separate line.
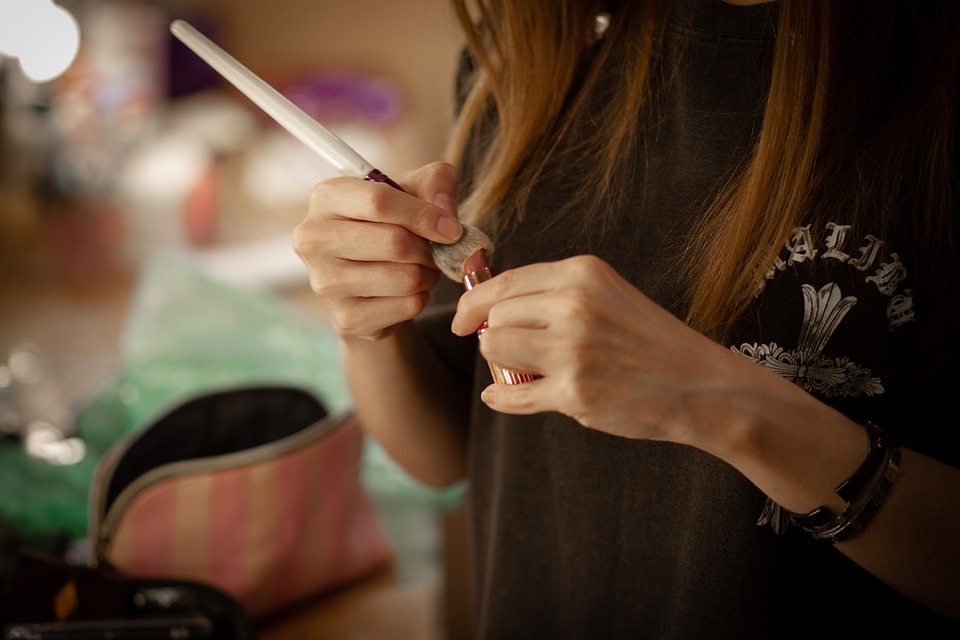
[757, 421, 901, 542]
[803, 442, 901, 543]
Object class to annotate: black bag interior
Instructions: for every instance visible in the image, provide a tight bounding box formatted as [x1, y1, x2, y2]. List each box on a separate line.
[104, 386, 327, 514]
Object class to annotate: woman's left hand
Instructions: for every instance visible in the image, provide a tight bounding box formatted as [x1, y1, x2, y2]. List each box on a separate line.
[451, 255, 746, 444]
[454, 257, 960, 620]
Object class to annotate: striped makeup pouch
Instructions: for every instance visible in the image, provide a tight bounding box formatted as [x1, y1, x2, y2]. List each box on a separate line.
[86, 386, 392, 620]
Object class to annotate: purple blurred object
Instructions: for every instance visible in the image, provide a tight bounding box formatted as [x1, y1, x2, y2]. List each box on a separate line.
[280, 71, 403, 126]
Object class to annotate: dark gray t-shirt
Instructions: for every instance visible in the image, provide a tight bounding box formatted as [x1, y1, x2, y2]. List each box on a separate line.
[420, 0, 960, 637]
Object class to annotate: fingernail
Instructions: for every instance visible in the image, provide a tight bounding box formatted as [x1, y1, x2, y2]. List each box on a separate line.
[481, 386, 495, 404]
[434, 192, 456, 213]
[437, 215, 462, 242]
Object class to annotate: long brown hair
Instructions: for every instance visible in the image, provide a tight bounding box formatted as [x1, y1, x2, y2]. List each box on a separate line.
[446, 0, 959, 339]
[447, 0, 667, 239]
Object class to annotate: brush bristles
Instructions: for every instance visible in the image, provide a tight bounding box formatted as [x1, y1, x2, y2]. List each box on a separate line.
[430, 224, 495, 282]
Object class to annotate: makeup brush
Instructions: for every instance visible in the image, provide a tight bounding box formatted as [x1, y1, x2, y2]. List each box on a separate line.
[429, 225, 492, 282]
[169, 19, 491, 281]
[170, 19, 533, 383]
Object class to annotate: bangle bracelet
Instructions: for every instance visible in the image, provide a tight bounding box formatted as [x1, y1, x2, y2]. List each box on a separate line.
[807, 442, 901, 543]
[789, 421, 892, 530]
[835, 421, 887, 503]
[757, 421, 900, 542]
[793, 422, 900, 543]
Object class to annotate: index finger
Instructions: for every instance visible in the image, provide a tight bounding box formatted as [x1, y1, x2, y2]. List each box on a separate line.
[451, 262, 559, 335]
[309, 174, 462, 245]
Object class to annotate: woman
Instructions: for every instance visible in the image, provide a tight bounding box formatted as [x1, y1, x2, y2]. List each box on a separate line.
[293, 0, 960, 636]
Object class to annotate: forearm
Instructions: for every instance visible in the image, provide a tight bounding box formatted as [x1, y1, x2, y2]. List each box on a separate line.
[694, 358, 960, 620]
[342, 320, 471, 487]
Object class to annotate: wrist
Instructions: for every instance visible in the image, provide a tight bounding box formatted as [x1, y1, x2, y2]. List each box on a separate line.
[682, 370, 867, 520]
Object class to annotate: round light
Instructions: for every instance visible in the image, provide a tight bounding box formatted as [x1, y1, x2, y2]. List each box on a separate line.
[0, 0, 81, 83]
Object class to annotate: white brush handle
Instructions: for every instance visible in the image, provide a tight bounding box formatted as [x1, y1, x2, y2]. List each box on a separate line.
[170, 19, 375, 179]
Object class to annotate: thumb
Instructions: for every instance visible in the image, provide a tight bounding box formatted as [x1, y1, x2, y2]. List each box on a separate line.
[398, 162, 462, 241]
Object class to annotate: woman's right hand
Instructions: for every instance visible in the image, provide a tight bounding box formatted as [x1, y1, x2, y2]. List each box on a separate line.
[292, 161, 463, 341]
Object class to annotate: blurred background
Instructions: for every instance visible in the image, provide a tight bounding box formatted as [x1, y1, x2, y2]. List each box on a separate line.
[1, 0, 467, 636]
[1, 0, 463, 290]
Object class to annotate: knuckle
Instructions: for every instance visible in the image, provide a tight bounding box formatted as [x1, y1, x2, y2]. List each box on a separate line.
[381, 225, 417, 259]
[567, 254, 609, 283]
[307, 272, 332, 296]
[291, 222, 314, 257]
[332, 309, 362, 336]
[556, 289, 591, 324]
[402, 291, 431, 318]
[494, 267, 523, 292]
[477, 334, 497, 363]
[393, 263, 435, 296]
[405, 201, 443, 239]
[393, 263, 420, 294]
[364, 183, 393, 215]
[574, 254, 608, 271]
[424, 161, 457, 182]
[293, 218, 338, 261]
[418, 268, 441, 292]
[485, 305, 503, 328]
[307, 178, 336, 211]
[306, 264, 344, 298]
[477, 327, 510, 365]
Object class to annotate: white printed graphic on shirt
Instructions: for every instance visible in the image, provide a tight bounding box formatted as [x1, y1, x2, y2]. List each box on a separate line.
[735, 283, 884, 398]
[732, 222, 914, 399]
